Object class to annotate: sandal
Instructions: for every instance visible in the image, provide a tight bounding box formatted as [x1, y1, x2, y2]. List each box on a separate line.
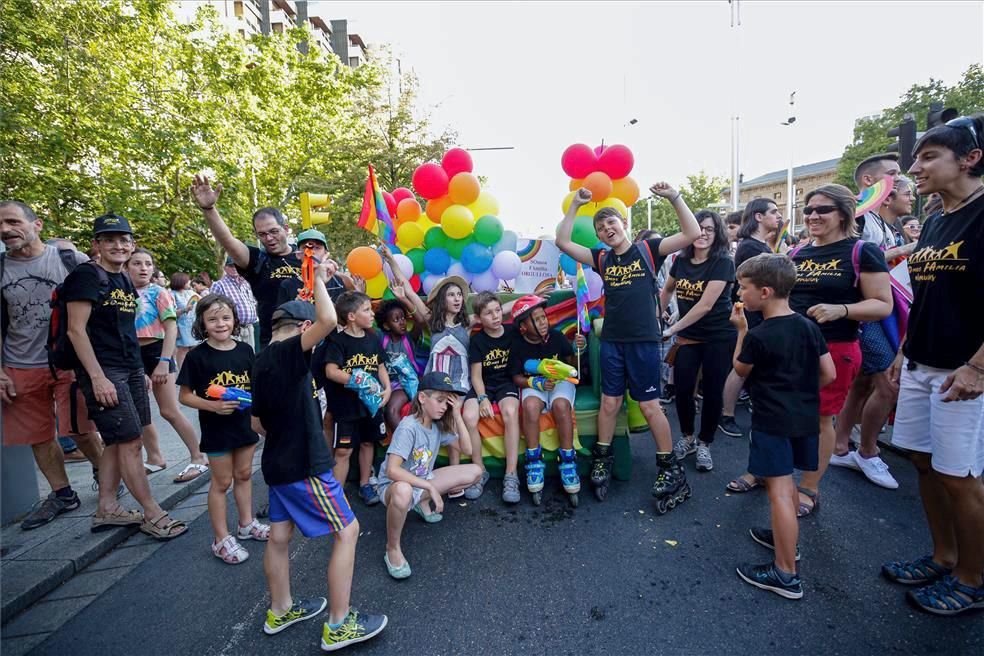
[882, 555, 952, 586]
[726, 476, 763, 493]
[91, 507, 144, 532]
[140, 512, 188, 540]
[237, 519, 270, 542]
[212, 535, 249, 564]
[173, 463, 209, 483]
[906, 575, 984, 616]
[413, 503, 443, 524]
[143, 462, 167, 474]
[796, 486, 820, 517]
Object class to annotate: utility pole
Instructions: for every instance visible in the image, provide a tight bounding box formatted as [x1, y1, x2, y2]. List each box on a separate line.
[782, 92, 797, 236]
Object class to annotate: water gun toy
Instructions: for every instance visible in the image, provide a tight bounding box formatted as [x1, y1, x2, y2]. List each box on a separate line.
[524, 358, 579, 385]
[206, 384, 252, 409]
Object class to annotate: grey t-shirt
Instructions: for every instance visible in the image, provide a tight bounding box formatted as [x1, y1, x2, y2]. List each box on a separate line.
[376, 415, 459, 490]
[860, 211, 899, 251]
[1, 246, 88, 368]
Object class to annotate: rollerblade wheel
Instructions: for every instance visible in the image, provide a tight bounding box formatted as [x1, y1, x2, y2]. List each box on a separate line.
[569, 493, 579, 508]
[531, 491, 543, 506]
[594, 485, 607, 502]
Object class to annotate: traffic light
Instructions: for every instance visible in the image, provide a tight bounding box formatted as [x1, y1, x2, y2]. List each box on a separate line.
[926, 102, 958, 130]
[300, 192, 331, 229]
[887, 116, 917, 172]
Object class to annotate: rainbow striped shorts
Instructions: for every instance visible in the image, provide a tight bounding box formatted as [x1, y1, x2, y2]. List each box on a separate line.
[268, 472, 355, 537]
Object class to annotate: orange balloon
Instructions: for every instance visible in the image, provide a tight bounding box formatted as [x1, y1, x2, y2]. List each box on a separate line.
[583, 171, 613, 202]
[396, 198, 422, 223]
[426, 195, 453, 222]
[569, 178, 584, 192]
[448, 172, 481, 205]
[611, 176, 640, 206]
[346, 246, 383, 279]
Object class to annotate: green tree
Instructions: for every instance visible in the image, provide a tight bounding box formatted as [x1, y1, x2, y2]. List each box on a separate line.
[630, 172, 729, 237]
[834, 64, 984, 189]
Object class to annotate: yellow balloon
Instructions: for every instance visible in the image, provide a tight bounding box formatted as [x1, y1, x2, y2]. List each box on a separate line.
[441, 204, 475, 239]
[599, 197, 628, 218]
[561, 191, 576, 214]
[397, 221, 425, 249]
[395, 240, 409, 253]
[576, 201, 599, 217]
[468, 190, 499, 219]
[365, 272, 389, 299]
[418, 216, 439, 233]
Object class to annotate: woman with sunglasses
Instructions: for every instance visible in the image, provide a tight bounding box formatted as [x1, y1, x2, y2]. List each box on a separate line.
[882, 114, 984, 616]
[899, 216, 922, 244]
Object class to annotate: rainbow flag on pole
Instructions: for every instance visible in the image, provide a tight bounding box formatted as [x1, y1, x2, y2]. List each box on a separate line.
[773, 222, 790, 252]
[575, 263, 590, 333]
[358, 165, 396, 245]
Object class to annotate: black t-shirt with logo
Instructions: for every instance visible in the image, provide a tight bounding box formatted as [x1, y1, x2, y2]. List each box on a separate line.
[905, 194, 984, 369]
[253, 335, 334, 486]
[467, 328, 514, 390]
[315, 330, 385, 420]
[669, 254, 737, 342]
[738, 313, 829, 437]
[61, 264, 141, 369]
[508, 329, 574, 379]
[277, 275, 348, 307]
[789, 238, 888, 342]
[176, 340, 259, 453]
[237, 245, 302, 347]
[589, 238, 666, 343]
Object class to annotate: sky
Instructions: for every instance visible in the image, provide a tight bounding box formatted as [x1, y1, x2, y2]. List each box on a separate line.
[316, 1, 984, 236]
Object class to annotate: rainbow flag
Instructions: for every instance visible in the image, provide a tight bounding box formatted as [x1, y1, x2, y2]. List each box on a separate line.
[358, 165, 396, 245]
[575, 262, 590, 333]
[773, 222, 790, 252]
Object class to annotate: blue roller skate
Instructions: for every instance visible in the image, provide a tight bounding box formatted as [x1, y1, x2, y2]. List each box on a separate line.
[558, 448, 580, 508]
[525, 447, 545, 506]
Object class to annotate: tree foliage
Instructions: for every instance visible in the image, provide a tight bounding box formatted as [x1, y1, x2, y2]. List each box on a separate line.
[630, 172, 729, 237]
[0, 0, 453, 276]
[834, 64, 984, 189]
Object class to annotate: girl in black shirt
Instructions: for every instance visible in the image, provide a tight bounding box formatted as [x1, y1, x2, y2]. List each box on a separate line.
[659, 211, 737, 473]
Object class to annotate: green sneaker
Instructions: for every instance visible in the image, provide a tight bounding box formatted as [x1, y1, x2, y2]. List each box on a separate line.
[321, 609, 387, 651]
[263, 597, 326, 635]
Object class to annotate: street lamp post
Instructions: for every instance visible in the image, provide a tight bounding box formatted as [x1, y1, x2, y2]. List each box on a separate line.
[781, 92, 797, 237]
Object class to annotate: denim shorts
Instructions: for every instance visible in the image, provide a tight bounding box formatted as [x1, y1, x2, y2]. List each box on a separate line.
[748, 430, 819, 478]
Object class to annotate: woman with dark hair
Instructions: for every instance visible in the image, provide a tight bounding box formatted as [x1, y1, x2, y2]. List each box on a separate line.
[659, 210, 737, 472]
[882, 114, 984, 615]
[899, 215, 921, 244]
[171, 272, 200, 368]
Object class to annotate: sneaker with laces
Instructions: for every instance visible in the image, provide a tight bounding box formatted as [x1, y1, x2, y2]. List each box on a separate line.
[749, 527, 801, 561]
[854, 452, 899, 489]
[737, 390, 751, 406]
[263, 597, 327, 635]
[717, 416, 742, 438]
[501, 473, 521, 504]
[673, 436, 697, 461]
[829, 451, 861, 471]
[464, 470, 490, 500]
[21, 491, 81, 530]
[659, 384, 676, 405]
[359, 484, 380, 506]
[736, 562, 803, 600]
[695, 443, 713, 472]
[321, 609, 387, 651]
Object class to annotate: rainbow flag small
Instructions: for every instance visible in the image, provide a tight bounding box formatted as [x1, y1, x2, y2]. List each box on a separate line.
[358, 165, 396, 245]
[575, 262, 590, 333]
[774, 222, 790, 252]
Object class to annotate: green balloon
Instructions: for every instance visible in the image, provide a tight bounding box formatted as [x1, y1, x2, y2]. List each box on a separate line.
[446, 235, 474, 260]
[424, 227, 447, 250]
[406, 248, 426, 275]
[382, 287, 396, 300]
[473, 215, 504, 246]
[571, 215, 598, 249]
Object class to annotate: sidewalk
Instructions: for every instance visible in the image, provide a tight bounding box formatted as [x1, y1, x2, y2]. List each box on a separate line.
[0, 399, 210, 625]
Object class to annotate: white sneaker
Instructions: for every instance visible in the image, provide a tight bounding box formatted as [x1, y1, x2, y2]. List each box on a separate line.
[829, 451, 860, 471]
[853, 452, 899, 489]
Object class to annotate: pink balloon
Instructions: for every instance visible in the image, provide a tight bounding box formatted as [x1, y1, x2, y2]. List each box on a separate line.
[561, 143, 598, 179]
[594, 144, 607, 157]
[382, 191, 397, 217]
[598, 144, 634, 179]
[392, 187, 415, 204]
[441, 148, 473, 178]
[585, 268, 603, 301]
[412, 163, 450, 200]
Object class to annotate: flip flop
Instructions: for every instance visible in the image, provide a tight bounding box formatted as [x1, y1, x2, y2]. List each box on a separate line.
[384, 553, 411, 579]
[412, 504, 442, 524]
[173, 463, 209, 483]
[144, 462, 167, 474]
[726, 476, 763, 493]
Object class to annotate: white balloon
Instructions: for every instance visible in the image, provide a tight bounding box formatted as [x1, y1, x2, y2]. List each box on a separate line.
[471, 269, 499, 292]
[393, 253, 414, 279]
[491, 250, 521, 280]
[493, 230, 518, 255]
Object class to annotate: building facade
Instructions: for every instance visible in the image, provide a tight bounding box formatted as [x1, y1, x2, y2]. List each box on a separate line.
[722, 157, 840, 226]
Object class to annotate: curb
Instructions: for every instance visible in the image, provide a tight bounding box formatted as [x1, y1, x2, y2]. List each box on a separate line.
[0, 469, 212, 625]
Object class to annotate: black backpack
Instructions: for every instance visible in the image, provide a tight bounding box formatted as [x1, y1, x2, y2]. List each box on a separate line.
[46, 259, 110, 376]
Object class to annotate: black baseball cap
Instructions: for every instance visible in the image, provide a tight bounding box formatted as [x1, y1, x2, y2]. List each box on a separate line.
[419, 371, 461, 394]
[271, 300, 316, 323]
[93, 213, 133, 236]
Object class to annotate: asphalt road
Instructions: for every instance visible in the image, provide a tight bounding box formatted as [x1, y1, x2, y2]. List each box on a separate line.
[30, 407, 984, 655]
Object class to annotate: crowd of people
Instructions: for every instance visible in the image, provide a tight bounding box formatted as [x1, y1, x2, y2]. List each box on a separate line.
[2, 114, 982, 650]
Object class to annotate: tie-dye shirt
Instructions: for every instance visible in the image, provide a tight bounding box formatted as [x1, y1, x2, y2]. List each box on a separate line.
[135, 284, 177, 340]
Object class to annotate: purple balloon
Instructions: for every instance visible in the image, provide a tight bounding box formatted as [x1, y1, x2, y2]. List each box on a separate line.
[446, 261, 473, 284]
[491, 250, 521, 280]
[420, 273, 437, 295]
[585, 267, 603, 301]
[471, 269, 499, 292]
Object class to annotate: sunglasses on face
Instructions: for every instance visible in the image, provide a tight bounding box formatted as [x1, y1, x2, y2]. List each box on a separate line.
[803, 205, 838, 217]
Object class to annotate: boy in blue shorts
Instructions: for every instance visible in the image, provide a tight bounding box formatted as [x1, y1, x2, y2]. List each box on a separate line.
[251, 262, 387, 651]
[730, 254, 835, 599]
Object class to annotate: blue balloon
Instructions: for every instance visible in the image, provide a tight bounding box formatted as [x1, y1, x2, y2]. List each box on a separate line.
[389, 243, 402, 255]
[559, 252, 578, 276]
[424, 247, 450, 275]
[461, 243, 494, 274]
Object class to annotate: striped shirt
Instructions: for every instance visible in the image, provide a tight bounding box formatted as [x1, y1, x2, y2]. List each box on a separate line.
[210, 274, 258, 325]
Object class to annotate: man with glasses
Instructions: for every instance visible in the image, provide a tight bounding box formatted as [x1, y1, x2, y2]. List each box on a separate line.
[276, 228, 354, 306]
[1, 201, 105, 529]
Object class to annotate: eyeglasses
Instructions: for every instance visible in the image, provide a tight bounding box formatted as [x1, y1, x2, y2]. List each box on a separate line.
[803, 205, 838, 217]
[946, 116, 980, 146]
[255, 227, 283, 239]
[699, 226, 717, 234]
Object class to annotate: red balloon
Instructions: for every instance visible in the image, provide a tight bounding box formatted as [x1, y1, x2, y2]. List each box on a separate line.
[441, 148, 473, 178]
[409, 274, 422, 293]
[561, 143, 598, 179]
[382, 191, 397, 217]
[392, 187, 415, 204]
[412, 162, 450, 200]
[598, 144, 634, 179]
[594, 144, 607, 157]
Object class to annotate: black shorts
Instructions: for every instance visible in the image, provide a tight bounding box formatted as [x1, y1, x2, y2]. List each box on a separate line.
[140, 341, 177, 377]
[332, 413, 386, 450]
[747, 430, 819, 478]
[465, 383, 520, 404]
[76, 366, 152, 445]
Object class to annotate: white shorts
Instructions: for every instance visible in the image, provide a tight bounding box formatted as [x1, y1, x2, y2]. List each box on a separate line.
[892, 360, 984, 477]
[521, 380, 576, 413]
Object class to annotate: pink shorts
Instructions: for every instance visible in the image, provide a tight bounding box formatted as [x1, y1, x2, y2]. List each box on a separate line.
[819, 340, 861, 417]
[2, 367, 96, 445]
